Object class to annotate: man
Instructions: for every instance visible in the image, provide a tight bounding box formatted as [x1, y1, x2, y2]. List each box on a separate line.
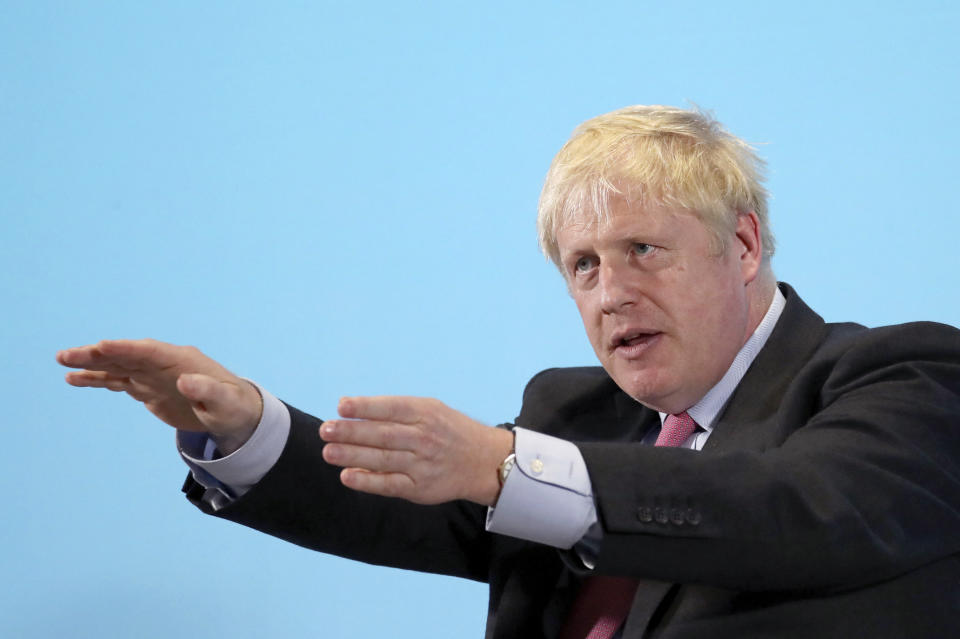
[58, 105, 960, 637]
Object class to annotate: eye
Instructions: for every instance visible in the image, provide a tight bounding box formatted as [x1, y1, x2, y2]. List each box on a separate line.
[632, 243, 654, 256]
[574, 255, 597, 274]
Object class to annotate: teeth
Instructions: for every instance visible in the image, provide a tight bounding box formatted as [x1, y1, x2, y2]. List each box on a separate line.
[618, 330, 659, 347]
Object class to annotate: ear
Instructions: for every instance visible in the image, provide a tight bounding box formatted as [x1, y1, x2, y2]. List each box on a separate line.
[734, 211, 763, 284]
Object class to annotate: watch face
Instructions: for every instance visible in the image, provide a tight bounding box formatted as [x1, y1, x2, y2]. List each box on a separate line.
[499, 453, 516, 484]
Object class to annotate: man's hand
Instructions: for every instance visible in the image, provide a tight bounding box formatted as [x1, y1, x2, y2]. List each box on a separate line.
[56, 339, 263, 454]
[319, 396, 514, 507]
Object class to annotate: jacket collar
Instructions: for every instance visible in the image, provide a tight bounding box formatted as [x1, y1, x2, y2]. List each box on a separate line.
[702, 282, 828, 453]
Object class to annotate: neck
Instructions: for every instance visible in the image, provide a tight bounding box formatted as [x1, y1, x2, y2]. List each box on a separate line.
[743, 267, 777, 343]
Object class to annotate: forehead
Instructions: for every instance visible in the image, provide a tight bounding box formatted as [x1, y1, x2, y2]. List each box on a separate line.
[556, 203, 696, 251]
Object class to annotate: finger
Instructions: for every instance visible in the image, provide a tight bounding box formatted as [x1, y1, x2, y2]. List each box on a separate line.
[66, 371, 168, 403]
[322, 442, 416, 474]
[337, 396, 434, 423]
[177, 374, 230, 419]
[57, 342, 143, 374]
[57, 339, 178, 372]
[57, 345, 108, 369]
[56, 347, 86, 367]
[319, 420, 423, 452]
[97, 338, 182, 370]
[62, 360, 140, 376]
[339, 468, 416, 500]
[176, 373, 262, 432]
[64, 370, 132, 392]
[176, 372, 220, 404]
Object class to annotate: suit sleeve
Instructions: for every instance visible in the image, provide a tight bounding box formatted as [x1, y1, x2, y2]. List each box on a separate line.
[562, 323, 960, 593]
[182, 403, 492, 582]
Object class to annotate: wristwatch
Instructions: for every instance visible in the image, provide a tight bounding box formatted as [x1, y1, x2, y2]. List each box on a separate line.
[497, 452, 517, 487]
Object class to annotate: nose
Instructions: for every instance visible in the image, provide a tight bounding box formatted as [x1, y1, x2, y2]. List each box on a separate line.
[599, 259, 635, 314]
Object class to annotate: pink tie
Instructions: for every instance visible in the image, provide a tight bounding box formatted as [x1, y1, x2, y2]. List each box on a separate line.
[655, 411, 698, 448]
[559, 411, 698, 639]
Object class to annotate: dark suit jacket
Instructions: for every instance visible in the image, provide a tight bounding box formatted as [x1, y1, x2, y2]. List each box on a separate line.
[184, 284, 960, 637]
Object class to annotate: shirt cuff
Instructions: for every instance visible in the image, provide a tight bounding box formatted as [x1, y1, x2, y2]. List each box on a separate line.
[177, 382, 291, 500]
[485, 427, 597, 549]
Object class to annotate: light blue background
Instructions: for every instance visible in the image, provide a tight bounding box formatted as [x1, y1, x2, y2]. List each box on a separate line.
[3, 1, 958, 637]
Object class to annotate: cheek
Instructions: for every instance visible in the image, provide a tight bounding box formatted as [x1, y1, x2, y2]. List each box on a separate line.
[687, 289, 749, 363]
[680, 261, 744, 317]
[574, 297, 605, 348]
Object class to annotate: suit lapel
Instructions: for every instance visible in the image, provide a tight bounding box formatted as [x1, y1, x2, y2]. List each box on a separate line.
[704, 283, 828, 454]
[618, 285, 829, 637]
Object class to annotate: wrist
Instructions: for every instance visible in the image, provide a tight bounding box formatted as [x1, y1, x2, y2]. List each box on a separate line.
[209, 380, 263, 455]
[478, 426, 515, 507]
[208, 423, 257, 456]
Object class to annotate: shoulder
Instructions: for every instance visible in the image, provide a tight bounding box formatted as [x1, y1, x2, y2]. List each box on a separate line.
[814, 320, 960, 370]
[774, 284, 960, 387]
[813, 321, 960, 404]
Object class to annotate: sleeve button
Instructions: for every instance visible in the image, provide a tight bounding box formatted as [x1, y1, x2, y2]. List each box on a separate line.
[654, 507, 668, 524]
[637, 506, 653, 523]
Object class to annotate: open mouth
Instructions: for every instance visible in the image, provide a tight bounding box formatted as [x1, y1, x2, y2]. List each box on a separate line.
[612, 330, 661, 357]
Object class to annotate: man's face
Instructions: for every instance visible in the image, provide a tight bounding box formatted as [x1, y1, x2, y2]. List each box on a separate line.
[556, 200, 757, 414]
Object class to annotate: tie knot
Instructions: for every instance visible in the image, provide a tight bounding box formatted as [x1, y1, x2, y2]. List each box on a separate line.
[655, 411, 697, 447]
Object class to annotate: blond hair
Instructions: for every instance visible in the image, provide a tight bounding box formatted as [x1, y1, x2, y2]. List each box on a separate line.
[537, 105, 773, 266]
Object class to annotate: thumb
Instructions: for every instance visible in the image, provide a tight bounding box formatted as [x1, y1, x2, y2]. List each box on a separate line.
[176, 373, 263, 436]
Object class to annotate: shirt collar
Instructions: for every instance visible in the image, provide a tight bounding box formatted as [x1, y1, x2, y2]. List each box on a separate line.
[659, 286, 786, 431]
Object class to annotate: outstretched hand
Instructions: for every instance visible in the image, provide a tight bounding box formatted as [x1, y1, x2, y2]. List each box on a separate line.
[57, 339, 263, 454]
[320, 396, 515, 507]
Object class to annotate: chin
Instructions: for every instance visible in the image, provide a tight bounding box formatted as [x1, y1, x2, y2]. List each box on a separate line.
[611, 373, 673, 411]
